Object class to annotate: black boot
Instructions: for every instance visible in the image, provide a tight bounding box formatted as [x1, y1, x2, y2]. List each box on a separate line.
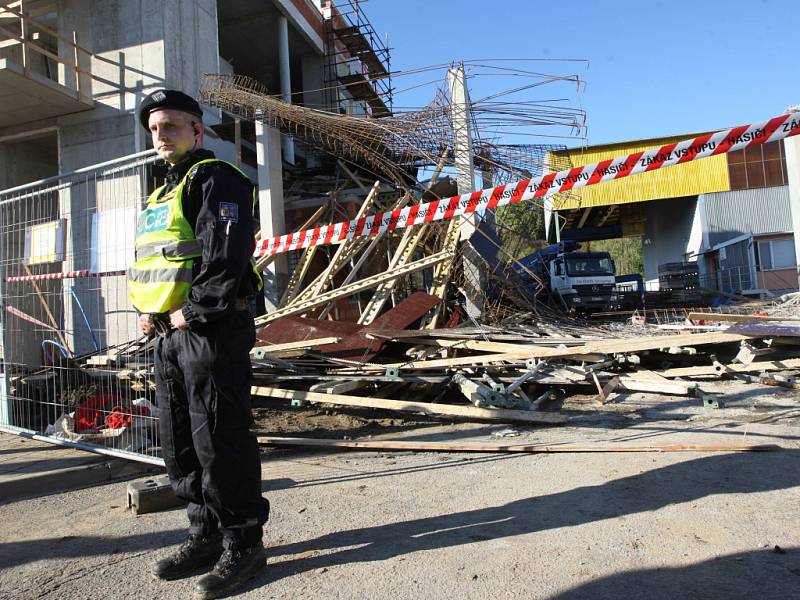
[152, 532, 223, 580]
[192, 541, 266, 599]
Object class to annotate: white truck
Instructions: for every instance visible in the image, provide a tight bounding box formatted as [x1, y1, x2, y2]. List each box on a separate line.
[513, 241, 617, 313]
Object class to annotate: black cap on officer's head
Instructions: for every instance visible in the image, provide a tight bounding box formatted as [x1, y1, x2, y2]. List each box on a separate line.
[138, 89, 203, 130]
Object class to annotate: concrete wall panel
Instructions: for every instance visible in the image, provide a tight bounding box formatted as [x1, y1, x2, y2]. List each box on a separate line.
[163, 0, 219, 95]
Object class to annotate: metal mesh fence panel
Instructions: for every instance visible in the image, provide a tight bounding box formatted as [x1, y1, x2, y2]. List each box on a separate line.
[0, 151, 165, 465]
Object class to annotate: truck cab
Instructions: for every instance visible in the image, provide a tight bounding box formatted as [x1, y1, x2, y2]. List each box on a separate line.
[549, 252, 616, 312]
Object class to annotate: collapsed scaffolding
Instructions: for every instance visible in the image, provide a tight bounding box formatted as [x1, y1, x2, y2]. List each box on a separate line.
[201, 71, 583, 326]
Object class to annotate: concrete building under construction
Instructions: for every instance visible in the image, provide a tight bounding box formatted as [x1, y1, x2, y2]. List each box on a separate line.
[0, 0, 394, 373]
[0, 0, 391, 199]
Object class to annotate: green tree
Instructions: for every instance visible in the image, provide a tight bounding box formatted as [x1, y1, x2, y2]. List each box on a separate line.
[589, 237, 644, 275]
[495, 203, 546, 259]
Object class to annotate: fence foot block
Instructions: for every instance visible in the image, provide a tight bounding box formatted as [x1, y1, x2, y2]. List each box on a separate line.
[126, 475, 184, 515]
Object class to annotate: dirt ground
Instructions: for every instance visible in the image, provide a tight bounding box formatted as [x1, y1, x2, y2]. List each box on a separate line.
[1, 379, 799, 600]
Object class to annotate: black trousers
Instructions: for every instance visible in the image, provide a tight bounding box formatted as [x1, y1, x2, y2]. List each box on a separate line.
[154, 311, 269, 548]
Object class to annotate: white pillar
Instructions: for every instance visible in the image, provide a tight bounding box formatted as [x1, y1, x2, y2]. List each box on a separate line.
[256, 115, 287, 310]
[448, 64, 484, 318]
[278, 15, 295, 165]
[447, 65, 476, 206]
[785, 107, 800, 289]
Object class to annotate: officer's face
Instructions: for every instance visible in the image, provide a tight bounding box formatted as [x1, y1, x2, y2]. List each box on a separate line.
[148, 109, 202, 164]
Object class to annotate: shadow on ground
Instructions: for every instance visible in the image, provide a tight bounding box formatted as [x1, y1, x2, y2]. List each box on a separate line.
[247, 450, 800, 595]
[0, 528, 185, 570]
[551, 547, 800, 600]
[3, 450, 798, 598]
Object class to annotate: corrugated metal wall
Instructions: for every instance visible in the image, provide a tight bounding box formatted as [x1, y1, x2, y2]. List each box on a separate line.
[549, 134, 730, 210]
[701, 186, 792, 248]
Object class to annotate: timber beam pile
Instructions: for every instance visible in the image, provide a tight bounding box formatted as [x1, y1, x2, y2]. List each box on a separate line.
[245, 304, 800, 426]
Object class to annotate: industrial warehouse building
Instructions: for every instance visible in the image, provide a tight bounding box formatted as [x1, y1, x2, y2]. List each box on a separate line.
[546, 130, 800, 296]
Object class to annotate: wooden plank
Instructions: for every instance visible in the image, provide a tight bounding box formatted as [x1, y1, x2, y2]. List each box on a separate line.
[617, 377, 693, 396]
[250, 337, 340, 355]
[254, 251, 454, 326]
[597, 376, 620, 404]
[309, 380, 368, 395]
[256, 436, 776, 453]
[381, 332, 751, 371]
[391, 337, 608, 362]
[624, 369, 673, 383]
[590, 371, 604, 398]
[658, 358, 800, 377]
[23, 264, 71, 357]
[367, 331, 591, 345]
[295, 180, 381, 302]
[688, 312, 800, 323]
[251, 386, 568, 425]
[84, 353, 118, 366]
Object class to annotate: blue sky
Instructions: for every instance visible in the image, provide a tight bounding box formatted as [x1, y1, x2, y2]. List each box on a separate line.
[365, 0, 798, 148]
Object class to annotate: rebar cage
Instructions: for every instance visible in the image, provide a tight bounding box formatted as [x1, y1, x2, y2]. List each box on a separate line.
[0, 151, 165, 464]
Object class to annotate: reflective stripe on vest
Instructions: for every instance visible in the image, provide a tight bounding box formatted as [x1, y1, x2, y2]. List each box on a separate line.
[128, 266, 194, 284]
[134, 239, 203, 260]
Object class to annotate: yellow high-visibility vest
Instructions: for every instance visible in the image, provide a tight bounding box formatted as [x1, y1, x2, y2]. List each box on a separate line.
[127, 158, 260, 315]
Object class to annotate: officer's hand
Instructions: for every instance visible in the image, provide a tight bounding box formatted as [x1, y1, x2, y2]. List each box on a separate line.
[169, 308, 190, 331]
[139, 314, 155, 336]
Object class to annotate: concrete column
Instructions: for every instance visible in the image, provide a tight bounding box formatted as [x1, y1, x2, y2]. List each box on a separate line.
[277, 15, 295, 165]
[255, 115, 287, 310]
[301, 54, 325, 109]
[448, 64, 484, 319]
[785, 108, 800, 288]
[447, 65, 475, 204]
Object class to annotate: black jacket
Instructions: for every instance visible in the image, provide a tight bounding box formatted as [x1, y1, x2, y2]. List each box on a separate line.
[160, 149, 258, 328]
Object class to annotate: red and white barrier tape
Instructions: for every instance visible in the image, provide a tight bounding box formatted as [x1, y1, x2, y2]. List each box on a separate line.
[3, 269, 125, 283]
[255, 111, 800, 257]
[5, 305, 58, 330]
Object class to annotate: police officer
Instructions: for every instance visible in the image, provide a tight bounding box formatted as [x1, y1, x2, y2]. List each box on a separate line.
[129, 89, 269, 599]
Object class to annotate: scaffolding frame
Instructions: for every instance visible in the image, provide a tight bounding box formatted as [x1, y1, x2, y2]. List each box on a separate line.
[322, 0, 393, 117]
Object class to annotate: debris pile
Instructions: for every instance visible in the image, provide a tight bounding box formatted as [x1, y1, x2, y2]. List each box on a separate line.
[246, 295, 800, 426]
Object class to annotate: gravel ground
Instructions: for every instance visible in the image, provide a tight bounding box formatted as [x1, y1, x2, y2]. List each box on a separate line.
[1, 381, 799, 600]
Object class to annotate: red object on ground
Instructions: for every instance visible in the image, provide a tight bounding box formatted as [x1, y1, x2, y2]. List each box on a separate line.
[104, 405, 149, 430]
[73, 394, 149, 432]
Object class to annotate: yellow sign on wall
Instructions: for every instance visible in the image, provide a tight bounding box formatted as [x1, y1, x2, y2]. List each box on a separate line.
[26, 220, 65, 265]
[548, 134, 731, 211]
